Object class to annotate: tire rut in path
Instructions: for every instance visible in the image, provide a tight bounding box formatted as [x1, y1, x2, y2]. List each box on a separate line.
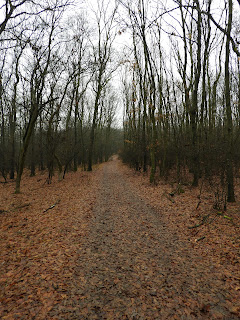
[50, 160, 237, 320]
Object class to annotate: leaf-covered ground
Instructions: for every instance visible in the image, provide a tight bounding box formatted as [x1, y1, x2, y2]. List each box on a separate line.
[0, 169, 97, 319]
[0, 158, 239, 319]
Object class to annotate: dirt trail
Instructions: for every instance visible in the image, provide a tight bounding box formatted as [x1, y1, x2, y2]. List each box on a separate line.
[49, 159, 238, 319]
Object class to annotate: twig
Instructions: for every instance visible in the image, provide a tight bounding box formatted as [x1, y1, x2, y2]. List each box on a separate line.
[223, 215, 232, 220]
[163, 192, 175, 203]
[43, 200, 60, 213]
[196, 236, 206, 242]
[196, 180, 204, 209]
[188, 214, 210, 229]
[15, 203, 30, 210]
[216, 212, 235, 225]
[196, 200, 201, 210]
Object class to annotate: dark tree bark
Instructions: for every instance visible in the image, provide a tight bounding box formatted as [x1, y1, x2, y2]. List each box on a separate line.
[15, 105, 39, 193]
[190, 0, 201, 187]
[30, 129, 36, 177]
[225, 0, 235, 202]
[88, 77, 102, 171]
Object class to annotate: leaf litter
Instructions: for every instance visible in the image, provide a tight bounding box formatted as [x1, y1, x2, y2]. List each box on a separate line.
[0, 158, 239, 319]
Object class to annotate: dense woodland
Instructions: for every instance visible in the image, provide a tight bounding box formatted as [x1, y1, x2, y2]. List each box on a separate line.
[0, 0, 240, 201]
[1, 2, 240, 318]
[0, 0, 123, 193]
[120, 0, 240, 205]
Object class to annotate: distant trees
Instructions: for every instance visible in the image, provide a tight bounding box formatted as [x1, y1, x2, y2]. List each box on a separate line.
[2, 0, 240, 205]
[0, 0, 121, 192]
[87, 0, 119, 171]
[15, 4, 63, 193]
[119, 0, 240, 203]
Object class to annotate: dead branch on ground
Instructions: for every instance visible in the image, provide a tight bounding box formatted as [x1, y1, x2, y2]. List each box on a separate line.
[43, 200, 60, 213]
[188, 214, 210, 229]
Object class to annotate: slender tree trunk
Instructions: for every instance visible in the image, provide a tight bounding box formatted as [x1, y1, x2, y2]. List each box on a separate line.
[238, 58, 240, 127]
[15, 106, 39, 193]
[190, 0, 201, 186]
[39, 115, 44, 171]
[142, 25, 157, 183]
[0, 75, 6, 181]
[10, 80, 18, 179]
[80, 100, 86, 170]
[30, 129, 35, 176]
[74, 99, 78, 172]
[225, 0, 235, 202]
[200, 1, 211, 128]
[142, 98, 147, 172]
[88, 77, 102, 171]
[88, 101, 98, 171]
[9, 118, 16, 179]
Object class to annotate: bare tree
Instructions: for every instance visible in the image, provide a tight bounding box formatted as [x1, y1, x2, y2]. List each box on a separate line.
[87, 0, 118, 171]
[15, 1, 69, 193]
[225, 0, 235, 202]
[0, 0, 28, 35]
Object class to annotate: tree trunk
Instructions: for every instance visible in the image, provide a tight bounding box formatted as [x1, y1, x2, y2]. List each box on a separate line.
[225, 0, 235, 202]
[74, 99, 78, 172]
[88, 79, 102, 171]
[88, 103, 98, 171]
[39, 115, 45, 171]
[0, 75, 6, 181]
[30, 129, 35, 176]
[190, 0, 201, 187]
[9, 119, 16, 179]
[15, 106, 39, 193]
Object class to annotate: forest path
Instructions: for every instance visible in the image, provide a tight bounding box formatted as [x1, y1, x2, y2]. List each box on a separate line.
[49, 158, 237, 320]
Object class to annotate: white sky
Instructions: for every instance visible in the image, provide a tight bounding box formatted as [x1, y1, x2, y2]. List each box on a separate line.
[1, 0, 239, 124]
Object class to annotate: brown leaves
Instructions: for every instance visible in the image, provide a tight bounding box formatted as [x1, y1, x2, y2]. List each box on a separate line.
[0, 169, 97, 319]
[118, 160, 240, 319]
[1, 160, 240, 319]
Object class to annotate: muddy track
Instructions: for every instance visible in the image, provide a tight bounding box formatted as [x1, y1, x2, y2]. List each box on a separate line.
[49, 159, 238, 320]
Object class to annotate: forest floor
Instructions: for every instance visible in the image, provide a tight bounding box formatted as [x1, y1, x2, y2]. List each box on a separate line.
[0, 156, 239, 320]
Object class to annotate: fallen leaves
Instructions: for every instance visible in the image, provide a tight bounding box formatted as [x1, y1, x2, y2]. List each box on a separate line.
[1, 159, 240, 319]
[118, 160, 240, 319]
[0, 168, 98, 319]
